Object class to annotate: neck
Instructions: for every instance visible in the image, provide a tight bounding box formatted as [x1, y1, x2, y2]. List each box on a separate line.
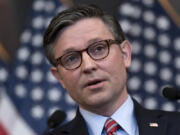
[82, 90, 129, 116]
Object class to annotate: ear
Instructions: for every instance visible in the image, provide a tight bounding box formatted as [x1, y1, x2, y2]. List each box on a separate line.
[50, 67, 66, 89]
[120, 40, 132, 68]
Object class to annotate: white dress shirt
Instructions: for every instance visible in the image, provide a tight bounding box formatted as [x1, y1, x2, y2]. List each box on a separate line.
[80, 95, 139, 135]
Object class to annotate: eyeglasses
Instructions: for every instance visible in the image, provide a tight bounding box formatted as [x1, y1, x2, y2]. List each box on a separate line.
[55, 39, 120, 70]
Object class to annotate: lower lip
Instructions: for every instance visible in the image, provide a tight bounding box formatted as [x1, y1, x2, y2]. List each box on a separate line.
[85, 81, 104, 90]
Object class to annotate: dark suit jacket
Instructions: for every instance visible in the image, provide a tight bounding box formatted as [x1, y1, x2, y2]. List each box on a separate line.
[47, 99, 180, 135]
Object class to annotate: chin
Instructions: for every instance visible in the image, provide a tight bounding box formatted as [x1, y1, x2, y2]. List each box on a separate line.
[85, 96, 111, 108]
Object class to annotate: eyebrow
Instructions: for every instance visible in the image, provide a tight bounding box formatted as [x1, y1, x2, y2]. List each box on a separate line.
[86, 38, 103, 45]
[60, 38, 104, 57]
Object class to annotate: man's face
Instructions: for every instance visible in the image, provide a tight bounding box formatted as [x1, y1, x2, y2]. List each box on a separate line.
[51, 18, 132, 114]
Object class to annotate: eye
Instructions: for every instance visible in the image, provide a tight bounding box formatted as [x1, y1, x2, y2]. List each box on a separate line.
[95, 44, 105, 51]
[61, 52, 80, 66]
[91, 44, 107, 55]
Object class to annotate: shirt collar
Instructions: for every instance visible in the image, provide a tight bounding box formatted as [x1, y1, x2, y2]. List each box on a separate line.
[80, 108, 107, 135]
[80, 95, 137, 135]
[111, 96, 137, 135]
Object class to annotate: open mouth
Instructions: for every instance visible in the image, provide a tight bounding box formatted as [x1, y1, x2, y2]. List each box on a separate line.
[84, 79, 105, 90]
[87, 80, 103, 86]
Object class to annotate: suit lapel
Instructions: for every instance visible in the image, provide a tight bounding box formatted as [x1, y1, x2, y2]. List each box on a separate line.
[61, 109, 89, 135]
[133, 99, 167, 135]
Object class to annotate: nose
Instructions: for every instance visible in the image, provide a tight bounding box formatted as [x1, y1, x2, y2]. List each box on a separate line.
[81, 52, 97, 73]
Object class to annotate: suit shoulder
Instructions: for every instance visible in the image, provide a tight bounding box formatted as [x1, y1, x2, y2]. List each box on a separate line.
[46, 110, 89, 135]
[134, 99, 180, 122]
[140, 105, 180, 124]
[153, 109, 180, 121]
[47, 118, 76, 135]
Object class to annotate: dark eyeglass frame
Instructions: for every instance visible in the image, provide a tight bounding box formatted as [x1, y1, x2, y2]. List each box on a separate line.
[55, 39, 121, 70]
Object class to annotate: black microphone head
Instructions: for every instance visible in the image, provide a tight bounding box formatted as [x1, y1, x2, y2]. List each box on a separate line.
[47, 109, 66, 128]
[162, 87, 179, 100]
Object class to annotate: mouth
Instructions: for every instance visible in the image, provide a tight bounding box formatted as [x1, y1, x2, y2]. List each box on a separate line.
[84, 79, 105, 90]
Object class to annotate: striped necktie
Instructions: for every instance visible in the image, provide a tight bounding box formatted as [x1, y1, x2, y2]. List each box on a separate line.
[104, 118, 119, 135]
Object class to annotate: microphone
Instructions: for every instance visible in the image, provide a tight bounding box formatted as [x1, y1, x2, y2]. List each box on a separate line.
[43, 109, 66, 135]
[48, 109, 66, 128]
[162, 87, 180, 100]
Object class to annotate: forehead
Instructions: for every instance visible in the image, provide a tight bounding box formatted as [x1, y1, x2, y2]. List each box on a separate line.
[54, 18, 114, 57]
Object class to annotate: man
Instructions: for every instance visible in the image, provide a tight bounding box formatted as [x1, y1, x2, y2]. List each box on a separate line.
[43, 4, 180, 135]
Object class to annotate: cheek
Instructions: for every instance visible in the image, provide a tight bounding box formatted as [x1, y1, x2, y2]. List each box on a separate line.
[98, 50, 127, 81]
[61, 71, 82, 102]
[99, 50, 125, 72]
[60, 70, 80, 89]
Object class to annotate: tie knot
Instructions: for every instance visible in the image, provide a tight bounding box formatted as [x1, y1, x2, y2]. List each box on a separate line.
[104, 118, 118, 135]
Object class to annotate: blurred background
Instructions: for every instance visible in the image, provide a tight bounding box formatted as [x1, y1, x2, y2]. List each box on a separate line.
[0, 0, 180, 135]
